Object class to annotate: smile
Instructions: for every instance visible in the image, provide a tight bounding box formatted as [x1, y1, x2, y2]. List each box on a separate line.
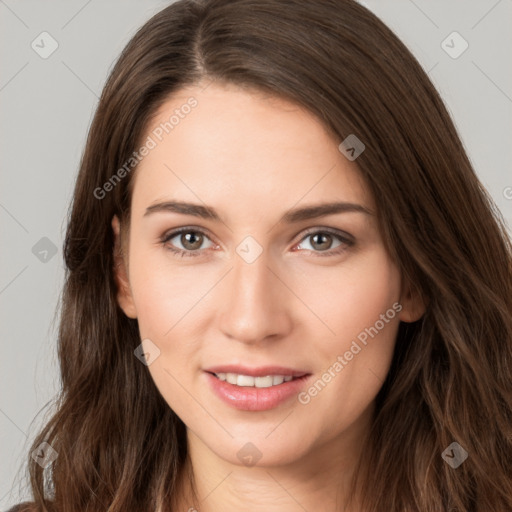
[205, 371, 312, 411]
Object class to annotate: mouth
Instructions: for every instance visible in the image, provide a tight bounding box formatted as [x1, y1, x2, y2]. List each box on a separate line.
[204, 367, 312, 411]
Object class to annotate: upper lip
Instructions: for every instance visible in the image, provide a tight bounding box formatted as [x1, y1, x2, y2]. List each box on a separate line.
[204, 365, 310, 378]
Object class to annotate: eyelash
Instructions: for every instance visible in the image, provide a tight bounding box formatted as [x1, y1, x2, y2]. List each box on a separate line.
[160, 226, 354, 258]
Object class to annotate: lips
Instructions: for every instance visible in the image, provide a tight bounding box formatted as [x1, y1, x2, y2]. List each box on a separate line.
[203, 364, 312, 411]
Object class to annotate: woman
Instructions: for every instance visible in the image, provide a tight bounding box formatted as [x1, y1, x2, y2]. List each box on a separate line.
[9, 0, 512, 510]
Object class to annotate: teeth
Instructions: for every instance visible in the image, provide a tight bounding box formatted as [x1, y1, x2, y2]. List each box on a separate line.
[225, 372, 237, 384]
[215, 373, 295, 387]
[272, 375, 284, 386]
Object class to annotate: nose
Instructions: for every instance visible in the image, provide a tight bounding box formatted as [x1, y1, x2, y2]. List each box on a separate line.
[217, 248, 293, 345]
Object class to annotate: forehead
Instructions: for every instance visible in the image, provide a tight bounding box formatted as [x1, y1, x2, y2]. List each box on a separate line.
[129, 83, 374, 221]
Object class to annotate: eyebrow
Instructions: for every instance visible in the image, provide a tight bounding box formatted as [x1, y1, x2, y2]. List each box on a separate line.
[144, 200, 373, 223]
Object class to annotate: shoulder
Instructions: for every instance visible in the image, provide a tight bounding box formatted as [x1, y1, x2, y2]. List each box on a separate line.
[5, 503, 38, 512]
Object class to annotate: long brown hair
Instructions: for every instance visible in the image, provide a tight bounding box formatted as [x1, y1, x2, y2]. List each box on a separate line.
[16, 0, 512, 510]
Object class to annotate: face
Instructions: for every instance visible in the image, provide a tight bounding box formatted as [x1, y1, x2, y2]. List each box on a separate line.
[112, 81, 423, 468]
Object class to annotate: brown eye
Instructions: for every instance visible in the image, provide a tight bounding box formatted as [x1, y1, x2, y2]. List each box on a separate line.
[161, 228, 214, 257]
[295, 229, 354, 256]
[309, 233, 335, 251]
[179, 231, 204, 250]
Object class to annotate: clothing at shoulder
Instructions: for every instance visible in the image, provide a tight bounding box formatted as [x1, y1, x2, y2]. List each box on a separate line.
[5, 502, 38, 512]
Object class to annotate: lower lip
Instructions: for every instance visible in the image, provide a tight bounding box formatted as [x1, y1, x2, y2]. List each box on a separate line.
[205, 372, 311, 411]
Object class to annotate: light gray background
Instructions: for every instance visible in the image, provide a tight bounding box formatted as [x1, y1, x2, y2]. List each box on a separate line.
[1, 0, 511, 508]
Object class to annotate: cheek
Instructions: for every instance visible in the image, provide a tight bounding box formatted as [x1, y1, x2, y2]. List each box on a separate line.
[128, 249, 210, 402]
[294, 248, 401, 347]
[295, 253, 401, 425]
[128, 247, 206, 339]
[128, 252, 203, 418]
[295, 250, 401, 407]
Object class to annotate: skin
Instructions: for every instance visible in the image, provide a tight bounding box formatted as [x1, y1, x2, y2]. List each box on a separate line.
[112, 80, 424, 511]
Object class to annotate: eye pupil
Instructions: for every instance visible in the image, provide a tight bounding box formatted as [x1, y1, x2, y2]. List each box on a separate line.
[311, 233, 332, 251]
[182, 232, 203, 250]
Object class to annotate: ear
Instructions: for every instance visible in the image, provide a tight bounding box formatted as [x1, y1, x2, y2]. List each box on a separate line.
[112, 215, 137, 319]
[398, 276, 427, 323]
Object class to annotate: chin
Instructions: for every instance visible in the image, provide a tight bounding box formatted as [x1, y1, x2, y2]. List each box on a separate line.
[205, 429, 314, 468]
